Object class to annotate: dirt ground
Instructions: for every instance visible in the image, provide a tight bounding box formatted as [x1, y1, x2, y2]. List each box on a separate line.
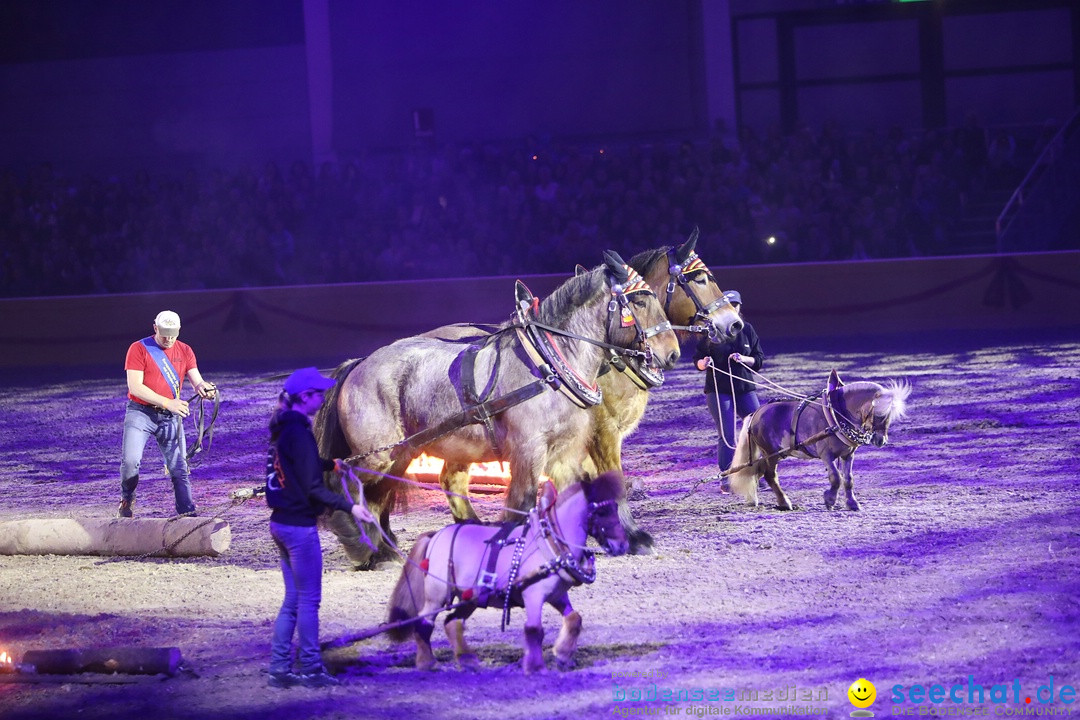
[1, 330, 1078, 720]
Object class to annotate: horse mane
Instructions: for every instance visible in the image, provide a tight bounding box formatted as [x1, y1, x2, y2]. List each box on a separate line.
[536, 265, 607, 326]
[844, 379, 911, 421]
[879, 379, 912, 421]
[626, 246, 669, 278]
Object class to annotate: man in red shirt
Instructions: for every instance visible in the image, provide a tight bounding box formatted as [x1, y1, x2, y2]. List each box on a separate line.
[118, 310, 216, 517]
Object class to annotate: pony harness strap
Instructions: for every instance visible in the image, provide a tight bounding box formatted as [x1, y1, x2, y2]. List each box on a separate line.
[140, 337, 181, 401]
[823, 390, 873, 448]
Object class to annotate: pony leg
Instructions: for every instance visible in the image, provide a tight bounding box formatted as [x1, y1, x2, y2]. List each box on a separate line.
[520, 588, 547, 674]
[839, 454, 860, 511]
[821, 452, 843, 510]
[440, 463, 479, 521]
[414, 616, 437, 671]
[761, 461, 794, 511]
[549, 594, 582, 670]
[444, 606, 480, 669]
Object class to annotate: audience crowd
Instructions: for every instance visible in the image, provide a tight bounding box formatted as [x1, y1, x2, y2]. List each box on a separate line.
[0, 118, 1040, 298]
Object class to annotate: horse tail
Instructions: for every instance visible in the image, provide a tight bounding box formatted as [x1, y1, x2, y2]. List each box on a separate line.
[728, 415, 760, 505]
[313, 357, 365, 463]
[386, 531, 434, 642]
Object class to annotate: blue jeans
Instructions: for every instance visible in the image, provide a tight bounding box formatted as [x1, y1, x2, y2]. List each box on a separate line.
[120, 401, 194, 515]
[706, 391, 761, 471]
[269, 521, 325, 674]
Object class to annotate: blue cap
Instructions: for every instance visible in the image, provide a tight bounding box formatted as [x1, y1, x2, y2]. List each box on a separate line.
[723, 290, 742, 305]
[283, 367, 335, 395]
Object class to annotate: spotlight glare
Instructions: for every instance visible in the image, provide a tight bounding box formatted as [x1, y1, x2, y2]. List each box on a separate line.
[766, 236, 777, 245]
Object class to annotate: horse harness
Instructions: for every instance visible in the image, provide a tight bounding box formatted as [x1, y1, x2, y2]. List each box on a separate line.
[514, 264, 670, 407]
[788, 386, 875, 455]
[351, 271, 666, 465]
[429, 491, 615, 631]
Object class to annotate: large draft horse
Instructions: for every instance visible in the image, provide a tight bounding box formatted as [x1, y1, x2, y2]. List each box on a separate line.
[386, 472, 630, 673]
[316, 252, 680, 567]
[433, 229, 742, 553]
[729, 370, 912, 511]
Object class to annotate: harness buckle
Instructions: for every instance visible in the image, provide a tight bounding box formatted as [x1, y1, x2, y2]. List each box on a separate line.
[478, 570, 499, 591]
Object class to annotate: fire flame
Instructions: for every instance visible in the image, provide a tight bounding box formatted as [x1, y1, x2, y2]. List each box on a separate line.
[406, 453, 512, 483]
[0, 650, 12, 671]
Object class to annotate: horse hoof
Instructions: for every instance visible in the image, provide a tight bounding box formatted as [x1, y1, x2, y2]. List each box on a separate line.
[847, 501, 861, 511]
[522, 660, 547, 675]
[555, 657, 576, 671]
[457, 654, 480, 670]
[416, 659, 437, 671]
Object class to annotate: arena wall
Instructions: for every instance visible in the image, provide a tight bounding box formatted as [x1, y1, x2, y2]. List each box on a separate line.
[1, 252, 1077, 371]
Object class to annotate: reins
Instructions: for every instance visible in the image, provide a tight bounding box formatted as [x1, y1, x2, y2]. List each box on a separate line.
[184, 389, 221, 461]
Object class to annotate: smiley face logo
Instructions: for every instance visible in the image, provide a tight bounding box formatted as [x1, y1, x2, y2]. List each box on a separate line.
[848, 678, 877, 709]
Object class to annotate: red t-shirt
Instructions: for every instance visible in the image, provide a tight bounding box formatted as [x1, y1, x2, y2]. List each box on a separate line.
[125, 338, 198, 405]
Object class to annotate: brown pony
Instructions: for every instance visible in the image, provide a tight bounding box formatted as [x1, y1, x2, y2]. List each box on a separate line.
[729, 370, 911, 511]
[386, 472, 629, 673]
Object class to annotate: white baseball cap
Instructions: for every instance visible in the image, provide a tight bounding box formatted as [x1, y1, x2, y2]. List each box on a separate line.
[154, 310, 181, 337]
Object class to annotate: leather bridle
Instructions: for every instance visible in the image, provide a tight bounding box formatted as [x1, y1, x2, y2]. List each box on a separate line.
[664, 248, 733, 341]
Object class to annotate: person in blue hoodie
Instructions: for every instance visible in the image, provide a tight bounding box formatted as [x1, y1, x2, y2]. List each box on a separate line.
[692, 290, 765, 480]
[265, 366, 374, 689]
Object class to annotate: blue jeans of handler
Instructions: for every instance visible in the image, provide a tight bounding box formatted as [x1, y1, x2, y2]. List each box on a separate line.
[269, 521, 325, 675]
[120, 401, 195, 515]
[706, 391, 761, 471]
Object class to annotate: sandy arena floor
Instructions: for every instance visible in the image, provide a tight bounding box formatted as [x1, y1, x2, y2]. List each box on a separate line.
[1, 331, 1078, 720]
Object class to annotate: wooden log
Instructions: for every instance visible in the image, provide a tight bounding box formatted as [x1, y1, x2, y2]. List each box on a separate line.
[0, 517, 230, 557]
[22, 647, 182, 675]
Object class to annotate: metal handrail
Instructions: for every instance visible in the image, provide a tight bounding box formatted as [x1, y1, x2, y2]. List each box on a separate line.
[995, 107, 1080, 252]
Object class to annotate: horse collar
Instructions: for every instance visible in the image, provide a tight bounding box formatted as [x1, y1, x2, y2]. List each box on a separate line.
[513, 305, 603, 409]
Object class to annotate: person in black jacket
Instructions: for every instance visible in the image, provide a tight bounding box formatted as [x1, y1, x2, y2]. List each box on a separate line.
[692, 291, 765, 480]
[265, 367, 374, 689]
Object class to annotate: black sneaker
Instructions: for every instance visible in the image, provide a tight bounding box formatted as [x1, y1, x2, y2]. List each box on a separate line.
[117, 499, 134, 518]
[298, 669, 340, 688]
[267, 671, 300, 688]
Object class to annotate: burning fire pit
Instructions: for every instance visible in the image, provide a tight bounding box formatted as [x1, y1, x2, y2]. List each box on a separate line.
[406, 453, 512, 494]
